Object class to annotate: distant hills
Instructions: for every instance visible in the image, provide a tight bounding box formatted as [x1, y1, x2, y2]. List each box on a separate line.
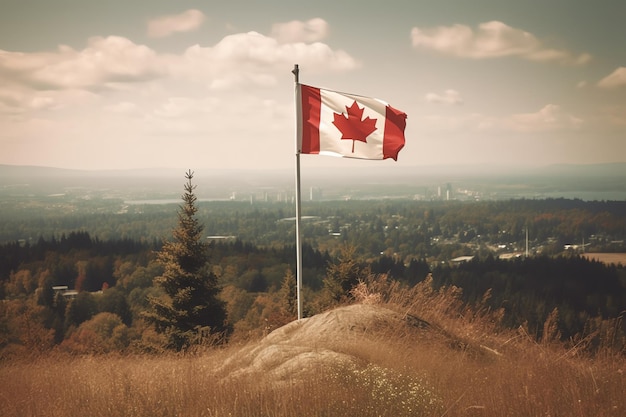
[1, 163, 624, 201]
[1, 162, 625, 180]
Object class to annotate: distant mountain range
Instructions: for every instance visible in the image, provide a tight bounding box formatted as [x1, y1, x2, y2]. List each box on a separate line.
[1, 162, 625, 180]
[1, 163, 625, 202]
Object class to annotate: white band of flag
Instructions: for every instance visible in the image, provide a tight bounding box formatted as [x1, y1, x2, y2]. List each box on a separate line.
[296, 84, 407, 161]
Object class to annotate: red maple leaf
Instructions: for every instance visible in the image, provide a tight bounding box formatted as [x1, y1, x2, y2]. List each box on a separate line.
[333, 101, 378, 153]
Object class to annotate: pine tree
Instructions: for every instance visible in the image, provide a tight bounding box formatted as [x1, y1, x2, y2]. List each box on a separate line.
[321, 244, 369, 307]
[144, 170, 228, 351]
[279, 268, 297, 319]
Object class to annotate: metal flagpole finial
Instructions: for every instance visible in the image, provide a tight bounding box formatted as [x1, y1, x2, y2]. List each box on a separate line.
[292, 64, 299, 83]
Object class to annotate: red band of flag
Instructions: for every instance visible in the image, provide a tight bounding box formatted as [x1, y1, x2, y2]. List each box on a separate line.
[299, 84, 322, 155]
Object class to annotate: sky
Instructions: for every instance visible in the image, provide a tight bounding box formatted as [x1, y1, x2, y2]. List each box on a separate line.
[1, 0, 625, 173]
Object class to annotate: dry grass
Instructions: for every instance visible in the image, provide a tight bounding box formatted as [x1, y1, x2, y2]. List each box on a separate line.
[2, 277, 625, 417]
[0, 352, 436, 417]
[581, 252, 626, 266]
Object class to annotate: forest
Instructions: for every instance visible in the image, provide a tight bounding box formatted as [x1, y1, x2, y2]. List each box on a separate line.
[1, 196, 625, 358]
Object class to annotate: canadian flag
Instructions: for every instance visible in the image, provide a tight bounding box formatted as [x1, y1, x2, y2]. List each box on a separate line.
[297, 84, 407, 161]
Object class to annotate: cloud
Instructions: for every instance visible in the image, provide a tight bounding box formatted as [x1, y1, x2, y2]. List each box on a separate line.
[0, 25, 358, 114]
[411, 21, 590, 65]
[28, 96, 57, 111]
[421, 104, 582, 134]
[425, 89, 463, 104]
[504, 104, 583, 132]
[178, 31, 358, 89]
[147, 9, 206, 38]
[0, 89, 25, 112]
[270, 18, 329, 43]
[598, 67, 626, 89]
[0, 80, 95, 116]
[0, 36, 163, 91]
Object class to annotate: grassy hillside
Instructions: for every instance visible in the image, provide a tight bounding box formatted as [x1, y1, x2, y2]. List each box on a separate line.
[1, 278, 623, 417]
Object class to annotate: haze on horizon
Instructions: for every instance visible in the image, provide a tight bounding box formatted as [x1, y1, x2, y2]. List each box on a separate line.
[1, 0, 625, 173]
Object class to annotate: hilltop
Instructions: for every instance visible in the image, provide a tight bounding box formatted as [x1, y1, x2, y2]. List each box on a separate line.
[2, 291, 623, 417]
[220, 303, 471, 384]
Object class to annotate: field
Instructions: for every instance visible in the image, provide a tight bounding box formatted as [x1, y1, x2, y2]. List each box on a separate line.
[2, 279, 624, 417]
[1, 347, 623, 417]
[582, 252, 626, 266]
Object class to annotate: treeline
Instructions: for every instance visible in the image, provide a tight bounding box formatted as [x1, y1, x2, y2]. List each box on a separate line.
[1, 231, 625, 358]
[0, 232, 334, 357]
[0, 232, 332, 300]
[2, 199, 626, 261]
[433, 255, 626, 340]
[0, 231, 153, 284]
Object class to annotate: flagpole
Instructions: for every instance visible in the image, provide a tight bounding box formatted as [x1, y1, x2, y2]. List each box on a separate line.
[292, 64, 303, 320]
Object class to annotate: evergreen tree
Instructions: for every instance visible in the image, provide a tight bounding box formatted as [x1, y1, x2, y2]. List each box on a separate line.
[279, 268, 297, 319]
[143, 170, 229, 351]
[321, 244, 369, 307]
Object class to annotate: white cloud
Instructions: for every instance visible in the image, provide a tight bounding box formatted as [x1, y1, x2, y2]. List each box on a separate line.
[0, 88, 26, 113]
[0, 27, 358, 115]
[177, 31, 358, 89]
[0, 36, 163, 91]
[0, 18, 360, 169]
[411, 21, 590, 64]
[597, 67, 626, 89]
[421, 104, 582, 134]
[504, 104, 583, 132]
[0, 83, 95, 115]
[271, 18, 329, 43]
[147, 9, 206, 38]
[425, 89, 463, 104]
[28, 96, 57, 110]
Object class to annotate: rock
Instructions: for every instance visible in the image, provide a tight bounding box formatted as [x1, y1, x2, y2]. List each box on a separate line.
[220, 303, 435, 383]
